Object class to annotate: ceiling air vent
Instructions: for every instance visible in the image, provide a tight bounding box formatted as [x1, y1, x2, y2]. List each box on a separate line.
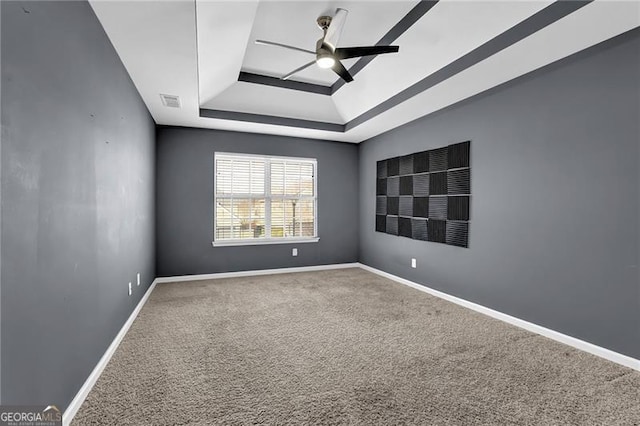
[160, 94, 181, 108]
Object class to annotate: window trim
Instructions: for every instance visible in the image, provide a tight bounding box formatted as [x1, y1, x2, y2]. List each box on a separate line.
[213, 152, 318, 247]
[212, 237, 320, 247]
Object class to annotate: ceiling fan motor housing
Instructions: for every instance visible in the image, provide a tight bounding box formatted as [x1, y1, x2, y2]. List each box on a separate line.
[316, 15, 332, 31]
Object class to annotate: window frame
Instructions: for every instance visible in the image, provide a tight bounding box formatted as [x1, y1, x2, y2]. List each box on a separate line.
[212, 152, 319, 247]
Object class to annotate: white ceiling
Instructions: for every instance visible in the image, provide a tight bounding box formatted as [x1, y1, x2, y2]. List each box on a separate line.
[89, 0, 640, 143]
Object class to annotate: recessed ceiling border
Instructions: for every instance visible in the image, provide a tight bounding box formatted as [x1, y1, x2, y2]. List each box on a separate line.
[202, 1, 593, 133]
[199, 108, 345, 132]
[238, 71, 332, 95]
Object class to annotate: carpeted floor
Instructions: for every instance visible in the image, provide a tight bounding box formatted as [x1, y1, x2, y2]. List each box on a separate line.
[72, 268, 640, 425]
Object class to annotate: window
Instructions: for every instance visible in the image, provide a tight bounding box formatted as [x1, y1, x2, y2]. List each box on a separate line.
[213, 153, 318, 246]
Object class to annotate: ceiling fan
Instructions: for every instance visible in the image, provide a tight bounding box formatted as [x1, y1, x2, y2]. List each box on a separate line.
[255, 8, 399, 83]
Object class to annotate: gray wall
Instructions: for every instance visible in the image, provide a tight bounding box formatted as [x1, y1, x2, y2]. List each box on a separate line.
[359, 31, 640, 359]
[1, 1, 155, 410]
[156, 127, 358, 277]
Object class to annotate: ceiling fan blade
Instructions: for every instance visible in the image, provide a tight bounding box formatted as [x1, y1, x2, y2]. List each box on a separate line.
[281, 61, 316, 80]
[331, 60, 353, 83]
[334, 45, 399, 60]
[255, 40, 315, 55]
[323, 8, 348, 51]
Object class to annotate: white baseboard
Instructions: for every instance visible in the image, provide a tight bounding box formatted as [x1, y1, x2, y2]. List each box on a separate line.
[154, 263, 360, 284]
[357, 263, 640, 372]
[62, 279, 158, 426]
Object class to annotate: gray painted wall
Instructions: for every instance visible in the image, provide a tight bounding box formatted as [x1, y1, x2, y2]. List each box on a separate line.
[359, 31, 640, 359]
[156, 127, 358, 277]
[1, 1, 155, 410]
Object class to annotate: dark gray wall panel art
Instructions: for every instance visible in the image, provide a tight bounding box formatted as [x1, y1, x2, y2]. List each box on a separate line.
[376, 142, 471, 247]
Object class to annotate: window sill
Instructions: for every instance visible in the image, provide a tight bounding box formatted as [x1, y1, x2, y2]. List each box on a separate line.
[212, 237, 320, 247]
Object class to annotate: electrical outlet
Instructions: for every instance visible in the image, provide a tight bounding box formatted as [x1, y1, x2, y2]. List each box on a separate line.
[411, 258, 417, 268]
[128, 282, 132, 296]
[137, 273, 140, 286]
[292, 248, 298, 257]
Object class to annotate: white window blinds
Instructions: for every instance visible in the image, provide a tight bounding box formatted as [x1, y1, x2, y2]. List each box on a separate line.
[214, 153, 317, 244]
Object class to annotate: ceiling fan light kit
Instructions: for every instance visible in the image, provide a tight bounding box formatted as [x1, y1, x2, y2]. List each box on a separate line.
[255, 8, 399, 83]
[316, 55, 335, 69]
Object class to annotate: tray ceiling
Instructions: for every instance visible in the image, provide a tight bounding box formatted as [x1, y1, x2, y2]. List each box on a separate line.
[89, 0, 640, 143]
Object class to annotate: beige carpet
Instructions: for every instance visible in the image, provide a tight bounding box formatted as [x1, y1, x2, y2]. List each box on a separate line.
[72, 268, 640, 425]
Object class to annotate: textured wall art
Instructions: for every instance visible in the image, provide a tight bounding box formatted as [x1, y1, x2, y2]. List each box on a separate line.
[375, 141, 471, 247]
